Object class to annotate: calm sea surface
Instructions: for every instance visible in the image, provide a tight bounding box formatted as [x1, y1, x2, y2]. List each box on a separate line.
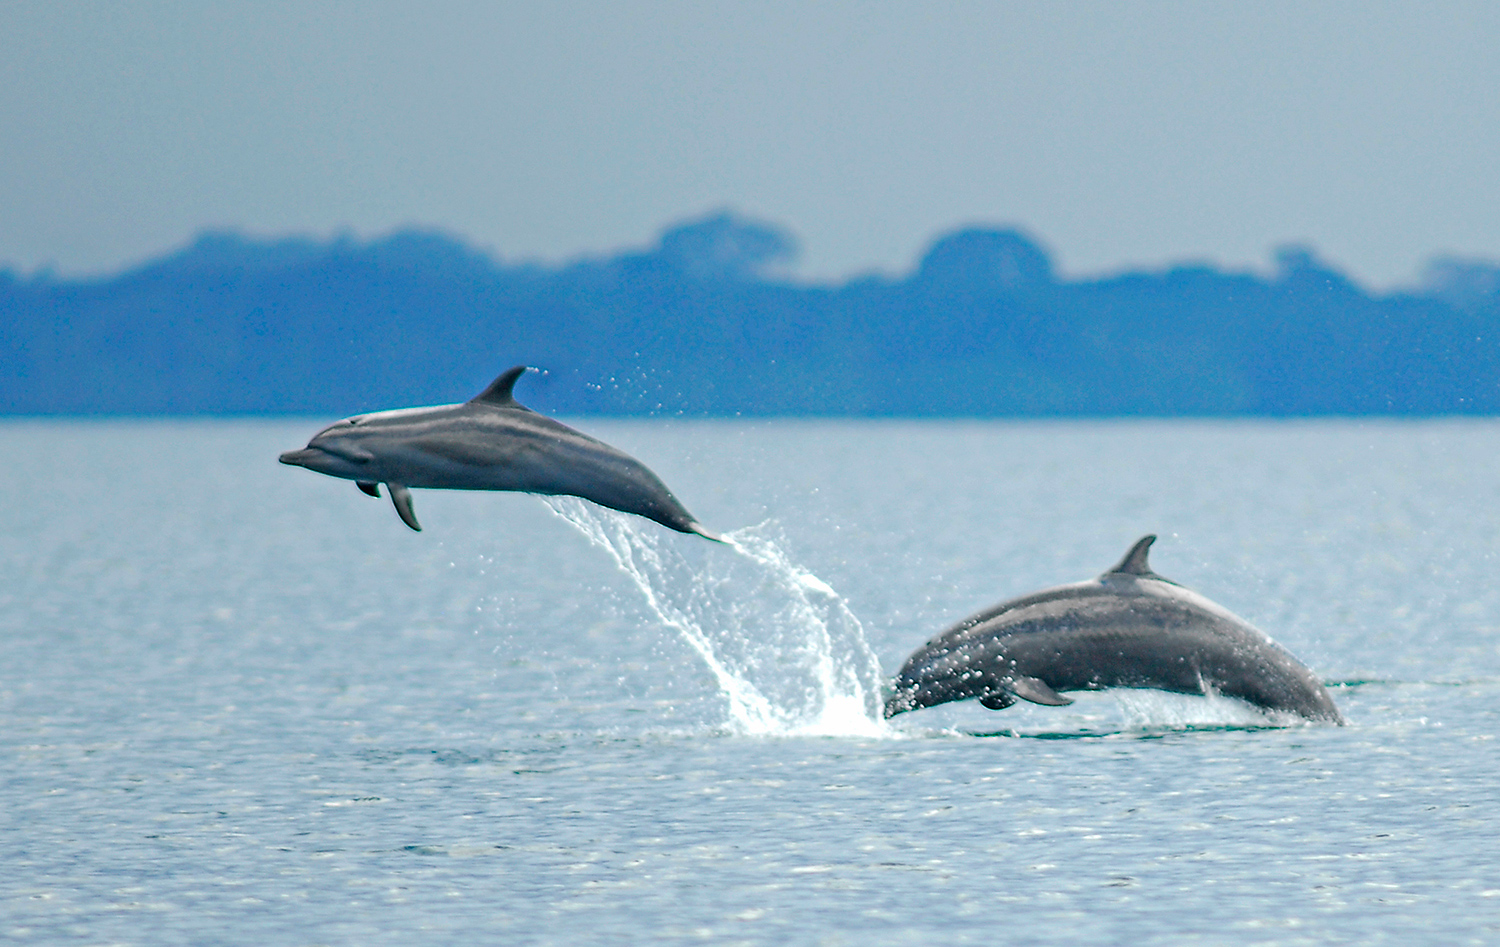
[3, 418, 1499, 945]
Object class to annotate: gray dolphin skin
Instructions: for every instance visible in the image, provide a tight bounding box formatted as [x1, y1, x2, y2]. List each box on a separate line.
[279, 365, 722, 540]
[885, 535, 1343, 723]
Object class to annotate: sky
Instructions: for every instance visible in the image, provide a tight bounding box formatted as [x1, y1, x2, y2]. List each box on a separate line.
[3, 1, 1499, 287]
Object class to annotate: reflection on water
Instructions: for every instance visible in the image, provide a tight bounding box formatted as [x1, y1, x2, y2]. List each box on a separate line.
[5, 418, 1500, 946]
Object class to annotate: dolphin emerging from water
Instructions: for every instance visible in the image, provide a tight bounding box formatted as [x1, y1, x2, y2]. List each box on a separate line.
[279, 365, 722, 540]
[885, 535, 1343, 723]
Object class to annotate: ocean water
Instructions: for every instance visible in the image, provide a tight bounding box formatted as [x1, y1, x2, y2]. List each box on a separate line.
[3, 417, 1500, 945]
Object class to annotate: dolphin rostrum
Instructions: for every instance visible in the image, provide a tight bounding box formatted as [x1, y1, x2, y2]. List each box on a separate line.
[279, 365, 722, 540]
[885, 535, 1343, 723]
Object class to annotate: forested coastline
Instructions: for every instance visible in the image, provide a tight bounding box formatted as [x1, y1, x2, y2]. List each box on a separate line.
[4, 212, 1499, 416]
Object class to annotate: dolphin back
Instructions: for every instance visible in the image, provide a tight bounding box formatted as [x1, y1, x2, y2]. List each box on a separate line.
[886, 538, 1343, 724]
[363, 406, 714, 536]
[280, 367, 720, 539]
[498, 413, 714, 537]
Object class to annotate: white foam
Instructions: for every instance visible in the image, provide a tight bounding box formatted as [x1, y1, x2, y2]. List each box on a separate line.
[1111, 688, 1285, 729]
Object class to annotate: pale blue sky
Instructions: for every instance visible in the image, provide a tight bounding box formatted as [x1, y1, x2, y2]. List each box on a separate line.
[3, 1, 1498, 286]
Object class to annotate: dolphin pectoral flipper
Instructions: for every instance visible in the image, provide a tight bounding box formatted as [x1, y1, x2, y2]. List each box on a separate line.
[979, 692, 1016, 710]
[388, 484, 421, 531]
[1008, 675, 1074, 706]
[356, 481, 381, 498]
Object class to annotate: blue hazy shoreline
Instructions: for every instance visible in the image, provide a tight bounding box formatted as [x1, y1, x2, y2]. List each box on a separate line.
[4, 211, 1499, 418]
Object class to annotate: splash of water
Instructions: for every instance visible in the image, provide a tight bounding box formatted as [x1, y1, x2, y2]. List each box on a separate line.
[543, 498, 890, 737]
[1112, 689, 1285, 729]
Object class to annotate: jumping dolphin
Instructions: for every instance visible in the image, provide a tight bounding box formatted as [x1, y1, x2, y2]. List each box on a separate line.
[279, 365, 722, 540]
[885, 535, 1343, 723]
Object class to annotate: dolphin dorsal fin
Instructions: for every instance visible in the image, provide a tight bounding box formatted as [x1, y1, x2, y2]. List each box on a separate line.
[469, 365, 532, 408]
[1107, 534, 1159, 577]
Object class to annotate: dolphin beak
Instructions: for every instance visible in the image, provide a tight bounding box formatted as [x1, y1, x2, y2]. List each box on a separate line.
[279, 448, 320, 467]
[883, 687, 917, 718]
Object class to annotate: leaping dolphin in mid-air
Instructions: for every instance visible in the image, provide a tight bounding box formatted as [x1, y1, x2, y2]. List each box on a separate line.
[885, 535, 1343, 724]
[279, 365, 722, 541]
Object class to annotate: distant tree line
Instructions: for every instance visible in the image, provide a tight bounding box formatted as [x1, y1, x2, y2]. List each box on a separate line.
[3, 211, 1499, 416]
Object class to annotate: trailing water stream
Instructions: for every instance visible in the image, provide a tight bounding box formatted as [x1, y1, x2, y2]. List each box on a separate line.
[545, 497, 887, 736]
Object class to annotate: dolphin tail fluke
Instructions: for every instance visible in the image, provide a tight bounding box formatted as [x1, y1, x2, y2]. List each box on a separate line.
[388, 484, 421, 531]
[357, 481, 381, 498]
[687, 521, 727, 544]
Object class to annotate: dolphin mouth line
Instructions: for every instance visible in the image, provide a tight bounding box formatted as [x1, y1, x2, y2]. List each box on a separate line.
[278, 448, 320, 466]
[280, 445, 372, 466]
